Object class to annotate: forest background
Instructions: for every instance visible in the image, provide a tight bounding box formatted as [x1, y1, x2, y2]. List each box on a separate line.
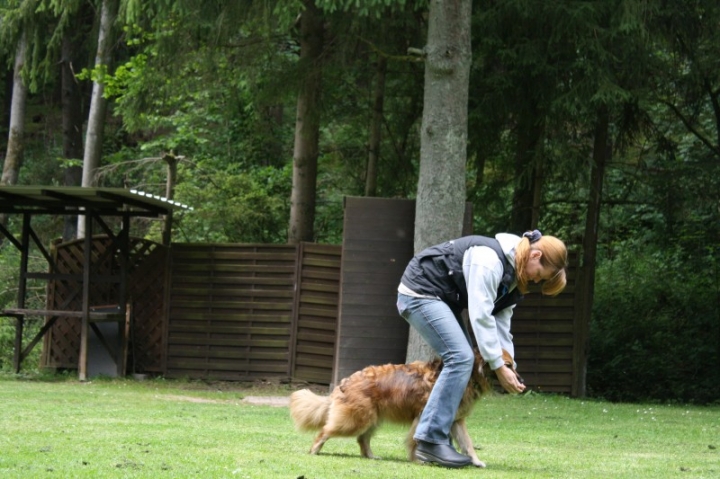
[0, 0, 718, 404]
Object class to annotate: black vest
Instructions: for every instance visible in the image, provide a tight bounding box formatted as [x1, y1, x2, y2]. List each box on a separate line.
[400, 236, 523, 316]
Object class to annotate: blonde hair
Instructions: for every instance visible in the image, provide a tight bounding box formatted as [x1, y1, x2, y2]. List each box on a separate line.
[515, 234, 568, 296]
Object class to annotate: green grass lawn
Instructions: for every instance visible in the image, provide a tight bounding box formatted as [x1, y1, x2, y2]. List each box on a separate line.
[0, 374, 717, 478]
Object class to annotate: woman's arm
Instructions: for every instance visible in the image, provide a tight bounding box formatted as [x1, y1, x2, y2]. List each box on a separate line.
[464, 246, 506, 370]
[495, 305, 516, 368]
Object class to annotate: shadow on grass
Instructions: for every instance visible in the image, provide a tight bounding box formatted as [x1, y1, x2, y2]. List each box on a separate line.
[310, 451, 411, 464]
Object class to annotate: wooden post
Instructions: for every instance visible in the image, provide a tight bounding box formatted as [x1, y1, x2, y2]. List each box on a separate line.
[12, 214, 31, 373]
[162, 210, 173, 246]
[12, 314, 23, 373]
[573, 107, 609, 397]
[18, 213, 30, 309]
[120, 303, 131, 377]
[79, 215, 93, 381]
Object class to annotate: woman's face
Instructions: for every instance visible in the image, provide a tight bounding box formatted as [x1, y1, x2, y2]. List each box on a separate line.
[524, 250, 555, 284]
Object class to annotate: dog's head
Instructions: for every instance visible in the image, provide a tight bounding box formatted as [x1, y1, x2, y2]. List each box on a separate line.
[499, 349, 524, 385]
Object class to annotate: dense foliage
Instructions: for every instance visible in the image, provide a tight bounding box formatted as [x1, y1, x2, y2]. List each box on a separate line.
[589, 243, 720, 404]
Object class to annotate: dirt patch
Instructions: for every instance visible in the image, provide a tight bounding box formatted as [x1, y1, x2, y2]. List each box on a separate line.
[167, 378, 328, 395]
[157, 394, 294, 407]
[158, 394, 238, 404]
[241, 396, 291, 407]
[153, 378, 328, 407]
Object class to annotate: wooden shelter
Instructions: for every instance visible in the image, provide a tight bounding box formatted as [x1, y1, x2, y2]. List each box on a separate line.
[0, 186, 188, 380]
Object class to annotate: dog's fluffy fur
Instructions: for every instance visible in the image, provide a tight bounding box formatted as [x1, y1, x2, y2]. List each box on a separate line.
[289, 349, 516, 467]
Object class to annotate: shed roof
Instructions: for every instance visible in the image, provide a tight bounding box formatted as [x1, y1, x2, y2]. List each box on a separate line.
[0, 186, 191, 216]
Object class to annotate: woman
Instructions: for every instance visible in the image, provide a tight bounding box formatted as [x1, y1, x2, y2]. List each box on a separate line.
[396, 230, 567, 468]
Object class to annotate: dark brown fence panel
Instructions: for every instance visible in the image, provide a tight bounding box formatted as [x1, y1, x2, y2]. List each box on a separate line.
[165, 244, 298, 380]
[511, 252, 579, 394]
[333, 197, 415, 385]
[127, 243, 169, 373]
[42, 236, 168, 373]
[291, 243, 342, 384]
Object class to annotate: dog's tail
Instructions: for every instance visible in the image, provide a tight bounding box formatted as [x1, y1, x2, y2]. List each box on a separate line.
[289, 389, 330, 431]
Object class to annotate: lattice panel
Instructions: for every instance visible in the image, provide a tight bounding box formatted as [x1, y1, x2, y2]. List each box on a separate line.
[43, 236, 168, 374]
[127, 244, 167, 373]
[44, 237, 117, 367]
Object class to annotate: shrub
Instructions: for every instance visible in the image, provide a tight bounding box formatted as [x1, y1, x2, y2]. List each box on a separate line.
[587, 243, 720, 404]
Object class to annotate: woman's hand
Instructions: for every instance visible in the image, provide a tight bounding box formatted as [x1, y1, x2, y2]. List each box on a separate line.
[495, 365, 526, 394]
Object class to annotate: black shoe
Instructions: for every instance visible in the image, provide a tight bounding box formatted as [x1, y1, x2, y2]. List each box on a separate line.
[415, 440, 472, 468]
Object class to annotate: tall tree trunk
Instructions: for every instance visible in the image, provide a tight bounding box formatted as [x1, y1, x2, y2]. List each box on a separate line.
[62, 29, 85, 241]
[365, 56, 386, 197]
[3, 57, 11, 139]
[407, 0, 473, 362]
[1, 29, 29, 188]
[0, 29, 29, 234]
[163, 153, 178, 201]
[530, 156, 544, 229]
[78, 0, 116, 237]
[510, 99, 544, 233]
[575, 106, 609, 397]
[287, 0, 324, 244]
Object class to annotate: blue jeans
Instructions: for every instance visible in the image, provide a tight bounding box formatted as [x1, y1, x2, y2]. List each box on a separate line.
[396, 293, 474, 445]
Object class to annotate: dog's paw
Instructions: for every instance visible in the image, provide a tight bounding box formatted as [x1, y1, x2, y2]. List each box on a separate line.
[472, 459, 486, 468]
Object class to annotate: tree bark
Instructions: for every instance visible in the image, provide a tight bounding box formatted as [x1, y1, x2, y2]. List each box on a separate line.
[407, 0, 473, 362]
[287, 0, 324, 244]
[78, 0, 117, 237]
[575, 106, 609, 397]
[1, 29, 29, 188]
[365, 56, 386, 197]
[0, 29, 29, 235]
[530, 156, 544, 229]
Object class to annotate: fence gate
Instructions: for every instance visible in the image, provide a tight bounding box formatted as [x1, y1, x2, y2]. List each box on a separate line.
[290, 243, 342, 383]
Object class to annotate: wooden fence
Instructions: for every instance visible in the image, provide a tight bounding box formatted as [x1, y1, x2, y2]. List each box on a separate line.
[508, 252, 580, 394]
[38, 202, 583, 394]
[165, 243, 341, 383]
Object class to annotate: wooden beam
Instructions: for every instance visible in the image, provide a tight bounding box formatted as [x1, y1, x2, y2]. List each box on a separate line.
[79, 218, 92, 381]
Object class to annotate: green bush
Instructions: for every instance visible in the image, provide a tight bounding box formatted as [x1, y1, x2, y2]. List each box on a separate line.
[0, 239, 53, 372]
[587, 243, 720, 404]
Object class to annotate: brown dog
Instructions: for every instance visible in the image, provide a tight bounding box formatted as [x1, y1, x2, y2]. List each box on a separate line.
[289, 349, 518, 467]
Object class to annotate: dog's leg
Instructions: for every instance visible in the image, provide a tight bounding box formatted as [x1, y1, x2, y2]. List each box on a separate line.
[357, 427, 379, 459]
[406, 418, 420, 462]
[450, 419, 486, 468]
[310, 429, 330, 455]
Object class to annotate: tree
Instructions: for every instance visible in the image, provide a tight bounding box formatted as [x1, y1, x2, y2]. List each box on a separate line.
[406, 0, 472, 362]
[0, 28, 28, 189]
[364, 55, 386, 197]
[59, 4, 91, 240]
[287, 0, 324, 243]
[78, 0, 117, 237]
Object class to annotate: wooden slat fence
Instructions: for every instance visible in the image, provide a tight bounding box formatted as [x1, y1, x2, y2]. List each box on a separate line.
[333, 197, 415, 384]
[511, 252, 580, 394]
[291, 243, 342, 383]
[166, 243, 341, 382]
[37, 205, 583, 393]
